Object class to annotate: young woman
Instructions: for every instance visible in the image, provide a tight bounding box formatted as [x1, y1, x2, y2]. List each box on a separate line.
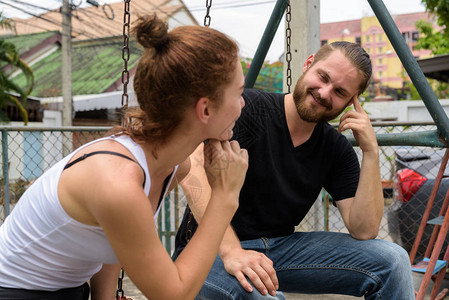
[0, 14, 248, 300]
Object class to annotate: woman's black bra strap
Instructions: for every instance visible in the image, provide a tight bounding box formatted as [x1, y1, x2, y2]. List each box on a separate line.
[63, 151, 146, 187]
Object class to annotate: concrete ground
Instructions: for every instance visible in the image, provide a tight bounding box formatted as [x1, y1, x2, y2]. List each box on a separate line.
[121, 270, 449, 299]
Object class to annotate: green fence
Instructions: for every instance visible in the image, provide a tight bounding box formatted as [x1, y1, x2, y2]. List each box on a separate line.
[0, 123, 446, 255]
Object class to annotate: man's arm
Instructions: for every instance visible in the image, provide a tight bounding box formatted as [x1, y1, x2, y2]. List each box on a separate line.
[336, 96, 383, 240]
[181, 143, 279, 296]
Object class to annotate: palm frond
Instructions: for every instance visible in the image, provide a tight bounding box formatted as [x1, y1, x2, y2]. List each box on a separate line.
[0, 91, 28, 125]
[0, 12, 16, 34]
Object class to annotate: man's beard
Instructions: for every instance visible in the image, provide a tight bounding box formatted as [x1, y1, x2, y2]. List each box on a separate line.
[292, 75, 347, 123]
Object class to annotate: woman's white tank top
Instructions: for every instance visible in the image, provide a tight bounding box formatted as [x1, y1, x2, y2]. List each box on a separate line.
[0, 135, 177, 290]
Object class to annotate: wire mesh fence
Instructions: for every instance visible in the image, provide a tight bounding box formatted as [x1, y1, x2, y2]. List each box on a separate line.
[0, 123, 447, 258]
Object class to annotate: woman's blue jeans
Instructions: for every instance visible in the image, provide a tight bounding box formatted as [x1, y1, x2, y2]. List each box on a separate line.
[196, 231, 414, 300]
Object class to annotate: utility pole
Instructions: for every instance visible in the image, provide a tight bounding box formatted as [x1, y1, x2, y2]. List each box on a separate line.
[62, 0, 72, 127]
[289, 0, 321, 232]
[62, 0, 72, 155]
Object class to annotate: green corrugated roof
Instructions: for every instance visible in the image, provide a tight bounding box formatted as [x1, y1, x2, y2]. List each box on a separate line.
[10, 35, 142, 97]
[5, 31, 283, 97]
[0, 31, 59, 56]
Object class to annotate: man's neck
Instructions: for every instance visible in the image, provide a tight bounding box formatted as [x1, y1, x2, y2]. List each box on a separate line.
[284, 93, 317, 148]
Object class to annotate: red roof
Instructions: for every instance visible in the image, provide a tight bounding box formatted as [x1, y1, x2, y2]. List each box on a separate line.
[321, 19, 361, 40]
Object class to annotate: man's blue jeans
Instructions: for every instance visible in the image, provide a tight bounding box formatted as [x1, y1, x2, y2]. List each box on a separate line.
[196, 231, 414, 300]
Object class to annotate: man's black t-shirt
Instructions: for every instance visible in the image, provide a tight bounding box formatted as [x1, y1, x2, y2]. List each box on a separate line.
[175, 89, 360, 250]
[230, 88, 360, 240]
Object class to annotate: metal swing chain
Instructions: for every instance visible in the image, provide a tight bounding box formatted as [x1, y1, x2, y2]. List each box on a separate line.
[285, 0, 292, 93]
[116, 268, 126, 300]
[115, 1, 132, 300]
[204, 0, 212, 27]
[121, 0, 131, 128]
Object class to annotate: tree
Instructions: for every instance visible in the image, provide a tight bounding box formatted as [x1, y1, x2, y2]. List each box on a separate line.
[0, 13, 33, 124]
[415, 19, 449, 55]
[408, 1, 449, 102]
[415, 0, 449, 55]
[422, 0, 449, 30]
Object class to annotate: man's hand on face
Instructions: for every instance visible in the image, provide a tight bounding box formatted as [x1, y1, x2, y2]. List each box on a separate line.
[338, 96, 378, 153]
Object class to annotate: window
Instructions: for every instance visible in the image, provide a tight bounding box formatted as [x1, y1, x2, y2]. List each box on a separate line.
[378, 58, 383, 65]
[366, 35, 370, 43]
[402, 32, 410, 43]
[378, 47, 383, 54]
[366, 47, 370, 54]
[378, 71, 383, 78]
[356, 36, 361, 45]
[412, 31, 419, 42]
[378, 34, 382, 42]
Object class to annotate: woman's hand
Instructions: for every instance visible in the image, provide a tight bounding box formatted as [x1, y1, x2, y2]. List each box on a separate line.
[203, 140, 248, 202]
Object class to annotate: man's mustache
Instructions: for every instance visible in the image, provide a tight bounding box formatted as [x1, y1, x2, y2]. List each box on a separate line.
[309, 89, 332, 110]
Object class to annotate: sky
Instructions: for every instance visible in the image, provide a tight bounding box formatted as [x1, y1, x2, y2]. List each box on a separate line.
[183, 0, 427, 61]
[0, 0, 427, 61]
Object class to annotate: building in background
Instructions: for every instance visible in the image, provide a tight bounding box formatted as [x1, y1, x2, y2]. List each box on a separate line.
[0, 0, 198, 126]
[321, 12, 439, 99]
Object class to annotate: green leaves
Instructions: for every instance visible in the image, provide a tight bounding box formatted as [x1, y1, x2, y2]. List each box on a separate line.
[417, 0, 449, 55]
[0, 13, 33, 124]
[415, 19, 449, 55]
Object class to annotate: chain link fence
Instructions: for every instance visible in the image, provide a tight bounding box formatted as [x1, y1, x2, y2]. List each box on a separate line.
[1, 123, 447, 257]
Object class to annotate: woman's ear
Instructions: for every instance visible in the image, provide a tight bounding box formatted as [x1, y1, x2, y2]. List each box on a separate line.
[303, 54, 315, 73]
[196, 97, 211, 124]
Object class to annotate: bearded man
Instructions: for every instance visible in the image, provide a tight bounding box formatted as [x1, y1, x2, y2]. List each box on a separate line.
[174, 41, 415, 300]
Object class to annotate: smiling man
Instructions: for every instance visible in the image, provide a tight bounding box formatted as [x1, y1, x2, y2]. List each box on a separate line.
[175, 41, 414, 299]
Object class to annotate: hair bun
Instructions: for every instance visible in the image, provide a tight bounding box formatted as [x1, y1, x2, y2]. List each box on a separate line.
[133, 14, 169, 51]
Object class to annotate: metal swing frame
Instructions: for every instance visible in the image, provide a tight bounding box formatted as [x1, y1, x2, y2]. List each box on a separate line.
[118, 0, 449, 298]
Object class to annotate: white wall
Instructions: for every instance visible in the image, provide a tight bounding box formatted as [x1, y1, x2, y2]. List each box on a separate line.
[363, 99, 449, 122]
[1, 111, 63, 181]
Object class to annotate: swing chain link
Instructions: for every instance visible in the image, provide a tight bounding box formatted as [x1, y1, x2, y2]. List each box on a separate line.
[204, 0, 212, 27]
[121, 0, 131, 128]
[116, 268, 125, 299]
[116, 268, 133, 300]
[285, 0, 292, 93]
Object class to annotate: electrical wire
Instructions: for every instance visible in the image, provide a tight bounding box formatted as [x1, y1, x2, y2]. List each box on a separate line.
[0, 0, 64, 27]
[187, 0, 276, 12]
[132, 0, 186, 27]
[3, 0, 57, 13]
[74, 7, 118, 37]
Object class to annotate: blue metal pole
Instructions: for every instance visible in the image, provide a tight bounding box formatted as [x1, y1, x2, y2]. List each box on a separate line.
[245, 0, 287, 88]
[368, 0, 449, 146]
[2, 129, 10, 217]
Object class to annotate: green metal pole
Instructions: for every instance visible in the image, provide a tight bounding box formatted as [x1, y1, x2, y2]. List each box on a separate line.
[368, 0, 449, 146]
[164, 195, 171, 255]
[245, 0, 287, 88]
[347, 129, 446, 147]
[2, 129, 10, 217]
